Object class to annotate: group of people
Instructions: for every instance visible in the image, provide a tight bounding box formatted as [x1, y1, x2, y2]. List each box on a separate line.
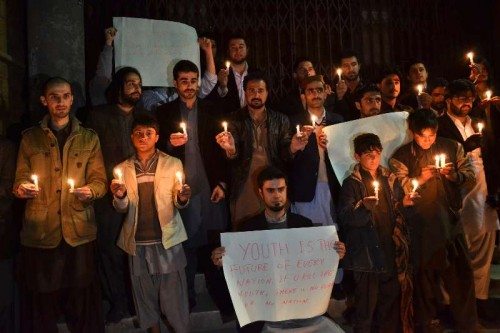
[0, 27, 499, 333]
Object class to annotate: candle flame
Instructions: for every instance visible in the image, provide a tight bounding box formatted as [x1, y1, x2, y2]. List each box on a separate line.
[486, 90, 492, 100]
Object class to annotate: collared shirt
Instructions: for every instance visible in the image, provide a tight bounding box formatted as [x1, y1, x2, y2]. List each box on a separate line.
[307, 108, 327, 126]
[445, 112, 476, 141]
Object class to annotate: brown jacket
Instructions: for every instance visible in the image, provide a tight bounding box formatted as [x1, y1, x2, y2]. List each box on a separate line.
[14, 116, 107, 248]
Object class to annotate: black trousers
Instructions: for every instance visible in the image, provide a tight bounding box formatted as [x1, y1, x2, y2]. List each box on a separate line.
[352, 271, 401, 333]
[20, 276, 104, 333]
[414, 234, 477, 333]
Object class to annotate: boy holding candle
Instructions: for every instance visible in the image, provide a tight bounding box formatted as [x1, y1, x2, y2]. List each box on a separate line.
[390, 109, 478, 332]
[110, 113, 191, 333]
[339, 133, 415, 333]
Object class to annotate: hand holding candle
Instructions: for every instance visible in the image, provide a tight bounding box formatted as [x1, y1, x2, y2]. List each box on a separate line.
[467, 52, 474, 65]
[31, 174, 39, 191]
[180, 122, 187, 136]
[373, 181, 379, 200]
[68, 179, 75, 193]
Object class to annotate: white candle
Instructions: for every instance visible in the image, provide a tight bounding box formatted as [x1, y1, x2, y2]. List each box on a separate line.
[435, 155, 440, 168]
[411, 179, 419, 194]
[31, 174, 38, 191]
[225, 61, 231, 71]
[296, 125, 301, 137]
[176, 171, 183, 188]
[311, 115, 317, 127]
[180, 122, 187, 135]
[486, 90, 492, 100]
[467, 52, 474, 64]
[417, 84, 423, 95]
[478, 122, 484, 134]
[440, 154, 446, 168]
[114, 168, 123, 183]
[373, 181, 379, 200]
[336, 68, 342, 81]
[68, 179, 75, 193]
[222, 121, 228, 132]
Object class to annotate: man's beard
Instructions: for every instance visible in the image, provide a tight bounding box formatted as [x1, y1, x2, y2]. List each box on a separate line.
[249, 99, 264, 108]
[450, 102, 471, 117]
[269, 204, 285, 212]
[345, 73, 359, 82]
[231, 57, 246, 65]
[121, 92, 141, 106]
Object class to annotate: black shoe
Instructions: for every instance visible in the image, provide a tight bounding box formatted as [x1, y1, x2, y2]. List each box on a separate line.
[106, 306, 130, 324]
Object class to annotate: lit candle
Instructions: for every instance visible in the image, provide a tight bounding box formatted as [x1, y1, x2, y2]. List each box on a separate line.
[31, 174, 39, 191]
[222, 121, 228, 132]
[180, 122, 187, 135]
[467, 52, 474, 65]
[225, 61, 231, 71]
[435, 155, 440, 168]
[176, 171, 183, 188]
[373, 181, 379, 200]
[311, 115, 317, 127]
[486, 90, 492, 100]
[296, 125, 301, 137]
[114, 168, 123, 183]
[411, 179, 419, 194]
[68, 179, 75, 193]
[417, 84, 423, 95]
[336, 68, 342, 81]
[440, 154, 446, 168]
[478, 122, 484, 134]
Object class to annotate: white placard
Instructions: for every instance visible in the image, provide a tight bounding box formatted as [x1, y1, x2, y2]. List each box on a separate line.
[113, 17, 200, 87]
[221, 226, 339, 327]
[324, 112, 412, 182]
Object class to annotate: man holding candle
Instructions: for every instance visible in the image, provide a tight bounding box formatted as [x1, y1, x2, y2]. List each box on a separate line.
[390, 109, 478, 332]
[86, 66, 147, 322]
[110, 114, 191, 333]
[288, 75, 343, 227]
[14, 77, 108, 332]
[156, 59, 230, 310]
[334, 50, 365, 121]
[339, 133, 415, 333]
[400, 60, 431, 110]
[437, 79, 500, 323]
[215, 72, 307, 229]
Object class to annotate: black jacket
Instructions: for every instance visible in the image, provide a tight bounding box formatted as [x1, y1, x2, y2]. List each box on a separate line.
[155, 98, 229, 190]
[228, 107, 294, 201]
[288, 109, 343, 203]
[339, 165, 406, 272]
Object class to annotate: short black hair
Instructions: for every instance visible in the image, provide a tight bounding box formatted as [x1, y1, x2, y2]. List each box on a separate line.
[354, 84, 380, 103]
[293, 57, 314, 72]
[405, 60, 427, 75]
[257, 166, 288, 189]
[243, 72, 269, 91]
[408, 108, 438, 134]
[131, 113, 159, 134]
[227, 34, 248, 48]
[107, 66, 142, 104]
[173, 60, 199, 81]
[428, 77, 448, 92]
[339, 49, 360, 63]
[445, 79, 475, 100]
[353, 133, 383, 155]
[376, 66, 402, 84]
[42, 77, 71, 95]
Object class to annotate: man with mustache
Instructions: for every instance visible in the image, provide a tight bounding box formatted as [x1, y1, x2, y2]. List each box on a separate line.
[155, 60, 229, 310]
[377, 67, 413, 114]
[334, 50, 365, 121]
[437, 79, 499, 324]
[288, 75, 343, 226]
[215, 72, 307, 229]
[354, 84, 383, 119]
[86, 67, 147, 323]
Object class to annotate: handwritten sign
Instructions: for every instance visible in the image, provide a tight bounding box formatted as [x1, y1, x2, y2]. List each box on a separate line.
[324, 112, 412, 182]
[113, 17, 200, 87]
[221, 226, 339, 327]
